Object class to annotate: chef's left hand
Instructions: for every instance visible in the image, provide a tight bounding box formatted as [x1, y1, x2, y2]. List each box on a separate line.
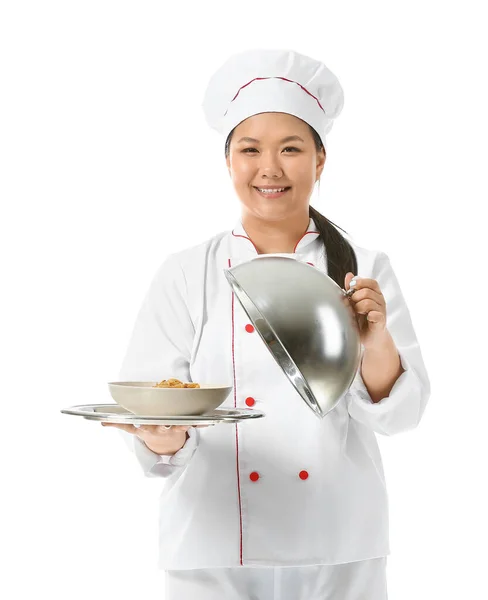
[344, 272, 388, 350]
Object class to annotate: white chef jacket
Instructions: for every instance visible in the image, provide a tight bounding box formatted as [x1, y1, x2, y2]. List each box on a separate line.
[117, 217, 431, 570]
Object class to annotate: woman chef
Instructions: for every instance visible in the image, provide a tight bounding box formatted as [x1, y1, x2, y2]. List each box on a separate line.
[102, 49, 431, 599]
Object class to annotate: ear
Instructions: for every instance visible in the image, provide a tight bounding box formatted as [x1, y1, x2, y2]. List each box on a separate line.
[316, 148, 326, 179]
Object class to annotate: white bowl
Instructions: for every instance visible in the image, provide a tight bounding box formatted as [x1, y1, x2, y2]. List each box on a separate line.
[107, 382, 233, 416]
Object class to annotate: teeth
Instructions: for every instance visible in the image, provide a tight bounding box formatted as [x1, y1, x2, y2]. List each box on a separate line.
[256, 187, 287, 193]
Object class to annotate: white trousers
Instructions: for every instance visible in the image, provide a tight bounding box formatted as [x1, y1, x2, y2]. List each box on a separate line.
[164, 558, 388, 600]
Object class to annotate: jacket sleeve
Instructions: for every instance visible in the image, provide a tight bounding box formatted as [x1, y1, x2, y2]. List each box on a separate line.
[123, 426, 199, 478]
[346, 251, 431, 436]
[115, 253, 199, 477]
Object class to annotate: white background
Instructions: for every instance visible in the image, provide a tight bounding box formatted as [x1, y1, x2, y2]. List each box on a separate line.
[1, 1, 487, 598]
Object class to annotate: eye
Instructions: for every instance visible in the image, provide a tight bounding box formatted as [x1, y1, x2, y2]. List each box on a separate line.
[241, 147, 300, 154]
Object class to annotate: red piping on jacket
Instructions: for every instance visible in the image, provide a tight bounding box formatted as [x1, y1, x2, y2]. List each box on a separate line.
[225, 77, 326, 115]
[232, 229, 319, 254]
[231, 232, 260, 254]
[293, 231, 320, 253]
[229, 257, 244, 565]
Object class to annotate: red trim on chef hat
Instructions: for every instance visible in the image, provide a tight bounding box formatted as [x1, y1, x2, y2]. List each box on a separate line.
[201, 49, 344, 150]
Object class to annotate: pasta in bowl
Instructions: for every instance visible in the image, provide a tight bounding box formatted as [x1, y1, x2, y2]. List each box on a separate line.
[108, 379, 233, 416]
[153, 378, 200, 389]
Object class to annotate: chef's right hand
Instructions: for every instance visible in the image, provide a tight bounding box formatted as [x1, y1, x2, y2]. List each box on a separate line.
[100, 422, 210, 456]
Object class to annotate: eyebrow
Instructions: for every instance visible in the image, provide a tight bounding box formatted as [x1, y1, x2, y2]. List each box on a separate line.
[236, 135, 305, 144]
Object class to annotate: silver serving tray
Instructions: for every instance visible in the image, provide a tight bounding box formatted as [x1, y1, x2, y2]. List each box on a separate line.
[60, 404, 265, 426]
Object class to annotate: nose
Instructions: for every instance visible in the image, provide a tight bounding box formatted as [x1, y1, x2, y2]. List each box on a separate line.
[258, 151, 284, 178]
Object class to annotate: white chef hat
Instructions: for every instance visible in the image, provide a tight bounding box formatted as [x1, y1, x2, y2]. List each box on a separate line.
[201, 48, 344, 149]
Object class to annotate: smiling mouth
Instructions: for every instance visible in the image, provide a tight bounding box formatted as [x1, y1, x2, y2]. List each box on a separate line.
[253, 186, 292, 194]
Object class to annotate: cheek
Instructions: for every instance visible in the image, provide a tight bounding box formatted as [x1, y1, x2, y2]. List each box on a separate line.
[233, 162, 254, 183]
[292, 163, 315, 181]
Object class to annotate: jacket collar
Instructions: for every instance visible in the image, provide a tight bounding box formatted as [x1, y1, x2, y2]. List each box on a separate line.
[230, 217, 320, 258]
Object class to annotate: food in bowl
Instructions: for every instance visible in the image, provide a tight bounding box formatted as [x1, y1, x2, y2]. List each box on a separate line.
[108, 381, 233, 416]
[153, 378, 200, 389]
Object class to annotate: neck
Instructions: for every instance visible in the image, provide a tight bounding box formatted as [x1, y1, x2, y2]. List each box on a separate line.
[241, 212, 311, 254]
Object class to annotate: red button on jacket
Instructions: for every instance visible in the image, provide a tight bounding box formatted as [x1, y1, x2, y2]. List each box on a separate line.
[299, 470, 309, 480]
[249, 472, 260, 482]
[245, 324, 255, 333]
[245, 397, 255, 407]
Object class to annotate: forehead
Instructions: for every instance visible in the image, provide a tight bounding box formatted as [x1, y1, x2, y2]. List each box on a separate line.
[234, 112, 310, 139]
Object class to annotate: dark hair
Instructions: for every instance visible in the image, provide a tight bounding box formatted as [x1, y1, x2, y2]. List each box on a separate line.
[224, 124, 358, 288]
